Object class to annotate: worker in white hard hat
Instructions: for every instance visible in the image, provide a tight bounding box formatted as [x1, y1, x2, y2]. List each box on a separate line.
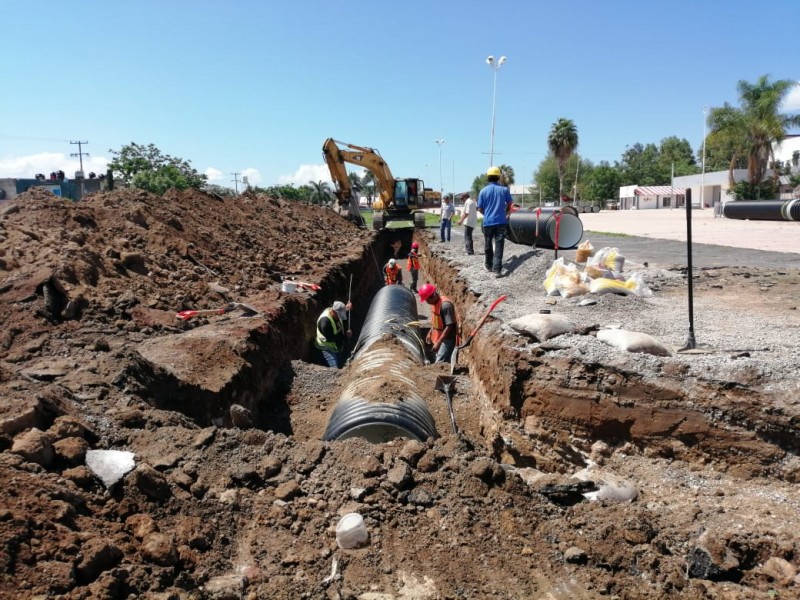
[314, 300, 353, 368]
[383, 257, 402, 286]
[477, 166, 513, 278]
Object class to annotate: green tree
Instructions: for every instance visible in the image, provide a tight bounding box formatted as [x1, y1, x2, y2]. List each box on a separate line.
[203, 184, 236, 197]
[470, 164, 515, 197]
[617, 143, 662, 185]
[532, 154, 560, 203]
[499, 165, 515, 186]
[707, 75, 800, 198]
[108, 142, 207, 193]
[547, 118, 579, 201]
[254, 184, 310, 203]
[583, 163, 621, 203]
[361, 171, 376, 208]
[657, 136, 698, 178]
[348, 172, 363, 197]
[308, 180, 333, 206]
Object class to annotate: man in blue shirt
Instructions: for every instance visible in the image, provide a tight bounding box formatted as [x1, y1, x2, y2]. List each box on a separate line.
[477, 166, 513, 277]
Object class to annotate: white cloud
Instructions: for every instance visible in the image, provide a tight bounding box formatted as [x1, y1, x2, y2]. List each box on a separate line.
[277, 164, 332, 186]
[0, 152, 108, 179]
[784, 83, 800, 113]
[240, 168, 262, 186]
[204, 167, 224, 182]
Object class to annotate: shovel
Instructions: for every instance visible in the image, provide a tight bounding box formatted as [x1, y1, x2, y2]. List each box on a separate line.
[450, 294, 507, 374]
[435, 375, 458, 434]
[176, 302, 259, 321]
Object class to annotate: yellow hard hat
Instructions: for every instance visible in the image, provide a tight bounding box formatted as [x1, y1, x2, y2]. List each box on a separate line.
[487, 166, 501, 177]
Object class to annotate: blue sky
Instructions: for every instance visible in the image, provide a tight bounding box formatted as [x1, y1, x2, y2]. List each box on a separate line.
[2, 0, 798, 194]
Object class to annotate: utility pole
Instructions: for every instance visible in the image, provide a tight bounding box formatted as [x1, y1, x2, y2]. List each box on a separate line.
[70, 140, 89, 199]
[231, 172, 241, 194]
[434, 139, 445, 200]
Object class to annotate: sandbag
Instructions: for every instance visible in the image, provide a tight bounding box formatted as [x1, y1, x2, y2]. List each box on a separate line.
[508, 313, 577, 342]
[596, 329, 671, 356]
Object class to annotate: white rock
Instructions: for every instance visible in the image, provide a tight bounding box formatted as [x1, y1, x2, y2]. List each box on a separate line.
[85, 449, 136, 488]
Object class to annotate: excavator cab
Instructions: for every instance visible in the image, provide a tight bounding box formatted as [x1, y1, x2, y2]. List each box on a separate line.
[393, 179, 423, 210]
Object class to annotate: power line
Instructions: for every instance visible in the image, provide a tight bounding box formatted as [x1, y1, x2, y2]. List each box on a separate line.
[231, 172, 241, 194]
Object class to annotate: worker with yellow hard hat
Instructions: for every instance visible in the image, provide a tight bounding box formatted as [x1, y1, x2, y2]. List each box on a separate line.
[477, 166, 513, 278]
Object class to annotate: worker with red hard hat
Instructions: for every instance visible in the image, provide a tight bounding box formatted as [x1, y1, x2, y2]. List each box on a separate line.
[418, 283, 459, 363]
[406, 242, 421, 293]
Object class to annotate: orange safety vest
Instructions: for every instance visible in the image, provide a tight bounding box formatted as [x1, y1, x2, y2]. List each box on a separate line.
[407, 252, 420, 271]
[384, 263, 401, 285]
[429, 295, 460, 345]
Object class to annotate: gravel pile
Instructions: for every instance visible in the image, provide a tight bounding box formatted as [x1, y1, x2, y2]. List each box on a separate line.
[426, 226, 800, 399]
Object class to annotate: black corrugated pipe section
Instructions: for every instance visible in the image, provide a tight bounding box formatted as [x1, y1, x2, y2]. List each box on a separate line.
[350, 285, 426, 363]
[505, 208, 584, 249]
[723, 199, 800, 221]
[323, 284, 437, 443]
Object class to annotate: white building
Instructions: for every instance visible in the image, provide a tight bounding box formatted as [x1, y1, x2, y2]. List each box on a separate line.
[618, 185, 686, 210]
[774, 134, 800, 169]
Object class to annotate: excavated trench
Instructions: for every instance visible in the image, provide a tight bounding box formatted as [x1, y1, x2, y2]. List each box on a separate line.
[130, 229, 795, 479]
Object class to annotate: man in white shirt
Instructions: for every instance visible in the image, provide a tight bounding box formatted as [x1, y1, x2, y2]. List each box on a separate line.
[458, 196, 477, 255]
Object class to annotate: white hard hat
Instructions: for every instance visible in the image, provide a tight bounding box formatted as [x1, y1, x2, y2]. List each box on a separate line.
[332, 301, 347, 320]
[388, 258, 396, 266]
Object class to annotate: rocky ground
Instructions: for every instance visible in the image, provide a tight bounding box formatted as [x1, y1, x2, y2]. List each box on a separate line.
[1, 188, 799, 599]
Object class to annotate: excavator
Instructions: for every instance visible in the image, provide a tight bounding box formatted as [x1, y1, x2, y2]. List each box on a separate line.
[322, 138, 442, 230]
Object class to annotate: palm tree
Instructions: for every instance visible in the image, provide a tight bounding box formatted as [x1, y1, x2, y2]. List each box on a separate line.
[308, 180, 333, 206]
[708, 75, 800, 198]
[547, 118, 579, 202]
[498, 164, 515, 186]
[348, 171, 363, 201]
[361, 171, 377, 208]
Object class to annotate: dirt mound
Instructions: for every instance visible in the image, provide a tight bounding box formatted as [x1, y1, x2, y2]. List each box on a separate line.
[1, 188, 799, 599]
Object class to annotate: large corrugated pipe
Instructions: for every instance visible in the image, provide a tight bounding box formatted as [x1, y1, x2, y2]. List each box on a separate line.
[723, 199, 800, 221]
[349, 285, 426, 363]
[505, 208, 584, 249]
[323, 285, 436, 443]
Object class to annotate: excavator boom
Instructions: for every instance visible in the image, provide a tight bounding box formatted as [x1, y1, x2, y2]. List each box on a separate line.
[322, 137, 440, 230]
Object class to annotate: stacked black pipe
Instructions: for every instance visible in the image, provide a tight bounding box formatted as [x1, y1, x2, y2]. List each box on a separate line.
[505, 207, 584, 249]
[723, 199, 800, 221]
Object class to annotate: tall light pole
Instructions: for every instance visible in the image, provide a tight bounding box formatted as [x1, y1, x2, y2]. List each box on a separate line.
[486, 55, 507, 167]
[435, 139, 445, 199]
[701, 105, 708, 211]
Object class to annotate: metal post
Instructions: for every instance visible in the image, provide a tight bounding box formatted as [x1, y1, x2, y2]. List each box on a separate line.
[680, 188, 697, 350]
[486, 55, 507, 167]
[701, 106, 708, 211]
[435, 139, 445, 199]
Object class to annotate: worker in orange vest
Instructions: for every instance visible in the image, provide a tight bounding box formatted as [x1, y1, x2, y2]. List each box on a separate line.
[406, 242, 421, 293]
[418, 283, 459, 363]
[384, 258, 402, 286]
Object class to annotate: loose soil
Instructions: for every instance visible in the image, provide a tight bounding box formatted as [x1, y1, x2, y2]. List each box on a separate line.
[1, 188, 799, 599]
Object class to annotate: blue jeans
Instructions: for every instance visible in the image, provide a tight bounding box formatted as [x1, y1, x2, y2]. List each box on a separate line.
[483, 224, 507, 273]
[440, 219, 451, 242]
[434, 338, 455, 364]
[464, 225, 474, 254]
[318, 347, 344, 369]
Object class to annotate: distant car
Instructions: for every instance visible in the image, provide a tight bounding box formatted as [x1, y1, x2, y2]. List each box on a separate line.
[606, 202, 619, 210]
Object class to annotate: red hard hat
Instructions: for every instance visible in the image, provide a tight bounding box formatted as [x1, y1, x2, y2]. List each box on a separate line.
[411, 242, 419, 249]
[418, 283, 436, 302]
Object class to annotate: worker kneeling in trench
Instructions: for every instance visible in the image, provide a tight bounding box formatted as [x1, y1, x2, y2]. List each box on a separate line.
[314, 300, 354, 368]
[418, 284, 459, 364]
